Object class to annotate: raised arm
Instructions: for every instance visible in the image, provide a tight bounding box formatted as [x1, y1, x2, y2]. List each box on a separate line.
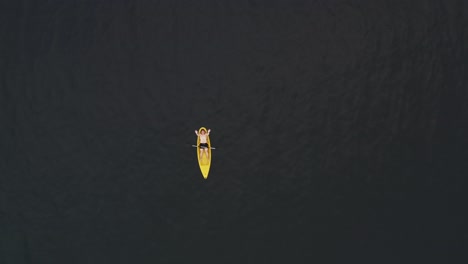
[194, 130, 199, 136]
[207, 129, 211, 135]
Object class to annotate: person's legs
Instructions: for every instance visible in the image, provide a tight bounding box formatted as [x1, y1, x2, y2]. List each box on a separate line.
[199, 148, 204, 159]
[204, 148, 209, 159]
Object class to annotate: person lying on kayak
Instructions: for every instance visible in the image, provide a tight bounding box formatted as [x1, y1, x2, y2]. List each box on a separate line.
[195, 128, 211, 159]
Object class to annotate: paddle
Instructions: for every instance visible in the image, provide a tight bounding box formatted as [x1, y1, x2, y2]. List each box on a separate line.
[192, 145, 216, 150]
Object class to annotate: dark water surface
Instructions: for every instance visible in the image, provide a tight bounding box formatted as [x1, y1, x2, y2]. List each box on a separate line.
[1, 1, 466, 263]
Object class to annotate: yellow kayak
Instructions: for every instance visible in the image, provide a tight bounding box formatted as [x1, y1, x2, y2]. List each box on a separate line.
[197, 127, 211, 179]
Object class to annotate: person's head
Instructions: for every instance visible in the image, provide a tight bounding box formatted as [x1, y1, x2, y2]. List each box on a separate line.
[200, 129, 206, 135]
